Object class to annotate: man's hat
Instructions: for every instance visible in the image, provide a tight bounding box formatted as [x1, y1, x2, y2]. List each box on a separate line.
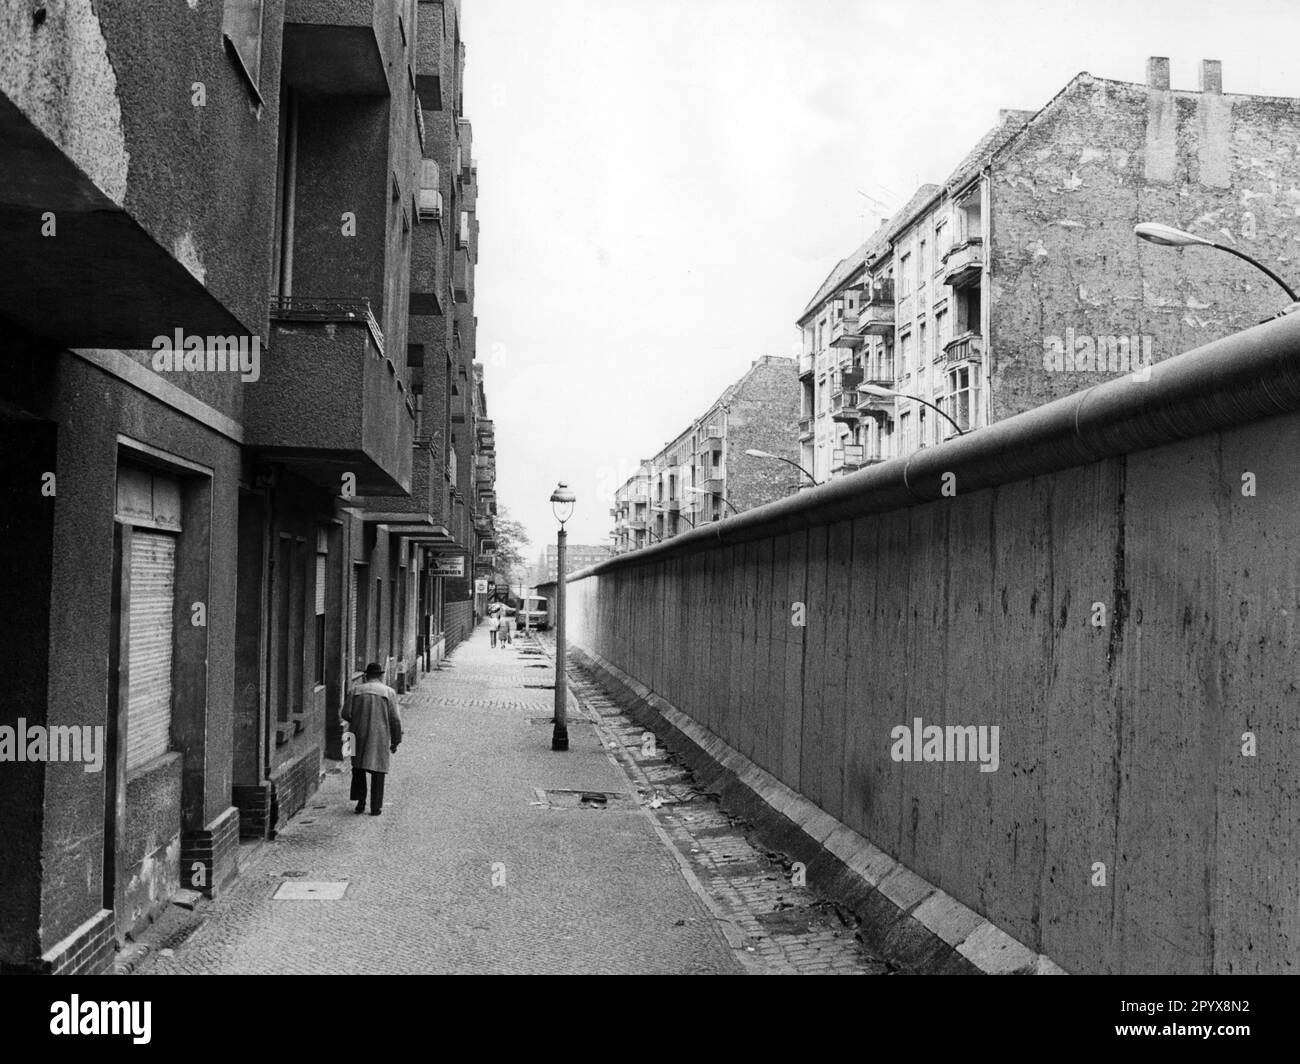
[364, 662, 384, 679]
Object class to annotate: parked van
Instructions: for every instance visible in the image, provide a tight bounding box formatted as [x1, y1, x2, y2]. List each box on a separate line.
[517, 596, 550, 630]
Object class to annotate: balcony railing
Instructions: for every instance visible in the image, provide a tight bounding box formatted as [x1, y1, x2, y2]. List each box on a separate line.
[252, 294, 411, 493]
[270, 295, 384, 356]
[857, 279, 896, 337]
[798, 352, 815, 378]
[831, 444, 868, 472]
[941, 238, 984, 288]
[944, 332, 984, 366]
[829, 309, 863, 348]
[798, 416, 814, 438]
[829, 389, 861, 422]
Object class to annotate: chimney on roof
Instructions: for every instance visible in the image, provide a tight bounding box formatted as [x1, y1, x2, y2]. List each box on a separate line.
[1200, 59, 1223, 94]
[1147, 56, 1171, 90]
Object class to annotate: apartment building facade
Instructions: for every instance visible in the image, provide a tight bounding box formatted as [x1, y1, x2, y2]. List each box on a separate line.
[611, 357, 799, 550]
[0, 0, 493, 974]
[800, 58, 1300, 480]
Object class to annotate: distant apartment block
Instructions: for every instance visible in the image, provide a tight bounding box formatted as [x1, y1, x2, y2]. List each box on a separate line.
[799, 58, 1300, 482]
[612, 357, 799, 551]
[538, 543, 613, 583]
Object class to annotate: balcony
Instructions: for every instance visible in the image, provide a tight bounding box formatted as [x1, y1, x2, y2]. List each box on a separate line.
[829, 389, 861, 423]
[856, 279, 896, 337]
[941, 238, 984, 288]
[798, 352, 815, 379]
[943, 332, 984, 366]
[798, 416, 814, 439]
[282, 1, 393, 96]
[831, 444, 868, 473]
[0, 95, 250, 349]
[856, 389, 897, 421]
[829, 309, 864, 348]
[248, 296, 413, 494]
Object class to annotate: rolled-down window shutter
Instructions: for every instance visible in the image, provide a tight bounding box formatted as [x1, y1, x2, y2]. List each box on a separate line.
[350, 567, 360, 669]
[315, 554, 326, 616]
[126, 530, 176, 771]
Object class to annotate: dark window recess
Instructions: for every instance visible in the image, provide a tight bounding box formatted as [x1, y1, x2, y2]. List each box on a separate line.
[416, 75, 443, 111]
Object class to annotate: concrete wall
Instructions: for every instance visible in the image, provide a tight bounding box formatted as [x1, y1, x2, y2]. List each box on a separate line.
[569, 312, 1300, 974]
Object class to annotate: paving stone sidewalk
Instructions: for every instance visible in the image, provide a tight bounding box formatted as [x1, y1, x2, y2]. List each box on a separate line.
[135, 626, 741, 975]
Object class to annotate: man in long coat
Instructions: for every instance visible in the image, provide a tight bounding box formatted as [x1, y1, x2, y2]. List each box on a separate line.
[342, 662, 403, 816]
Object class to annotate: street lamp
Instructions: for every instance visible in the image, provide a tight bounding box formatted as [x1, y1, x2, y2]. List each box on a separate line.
[1135, 222, 1299, 302]
[859, 384, 967, 437]
[684, 485, 741, 516]
[549, 481, 575, 752]
[744, 448, 819, 486]
[652, 505, 695, 529]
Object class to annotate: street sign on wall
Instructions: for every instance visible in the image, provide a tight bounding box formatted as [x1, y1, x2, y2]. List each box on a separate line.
[430, 554, 466, 577]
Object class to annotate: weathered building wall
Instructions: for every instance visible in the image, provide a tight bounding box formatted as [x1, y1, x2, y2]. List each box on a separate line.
[725, 356, 801, 509]
[570, 312, 1300, 974]
[991, 67, 1300, 421]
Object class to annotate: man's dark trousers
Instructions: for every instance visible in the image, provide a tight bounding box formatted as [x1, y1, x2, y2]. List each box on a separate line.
[350, 767, 386, 812]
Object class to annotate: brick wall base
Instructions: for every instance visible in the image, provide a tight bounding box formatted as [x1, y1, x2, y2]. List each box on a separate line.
[233, 782, 272, 840]
[444, 601, 473, 654]
[180, 806, 241, 898]
[0, 909, 117, 975]
[269, 747, 321, 836]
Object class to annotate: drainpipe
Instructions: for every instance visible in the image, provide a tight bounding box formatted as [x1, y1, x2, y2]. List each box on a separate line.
[279, 89, 299, 299]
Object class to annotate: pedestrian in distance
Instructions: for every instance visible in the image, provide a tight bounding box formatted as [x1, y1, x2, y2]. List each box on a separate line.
[342, 662, 402, 816]
[498, 601, 517, 645]
[487, 603, 501, 647]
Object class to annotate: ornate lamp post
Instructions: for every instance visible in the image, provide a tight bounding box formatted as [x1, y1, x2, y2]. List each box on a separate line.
[549, 482, 575, 751]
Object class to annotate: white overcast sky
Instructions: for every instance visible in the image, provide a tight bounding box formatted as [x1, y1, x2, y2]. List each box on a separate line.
[460, 0, 1300, 555]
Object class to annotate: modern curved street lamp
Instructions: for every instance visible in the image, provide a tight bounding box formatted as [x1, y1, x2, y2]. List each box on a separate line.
[548, 482, 575, 752]
[684, 485, 741, 516]
[1135, 222, 1299, 302]
[744, 448, 819, 486]
[859, 384, 967, 437]
[652, 504, 695, 529]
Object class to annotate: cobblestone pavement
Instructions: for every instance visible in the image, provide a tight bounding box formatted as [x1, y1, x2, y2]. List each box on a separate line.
[133, 625, 890, 975]
[563, 653, 893, 976]
[134, 627, 738, 975]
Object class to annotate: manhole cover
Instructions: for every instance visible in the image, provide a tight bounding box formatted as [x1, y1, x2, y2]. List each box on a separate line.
[533, 788, 631, 810]
[273, 880, 349, 900]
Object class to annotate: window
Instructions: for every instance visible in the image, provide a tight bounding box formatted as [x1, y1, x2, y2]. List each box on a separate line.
[458, 210, 470, 248]
[314, 537, 328, 686]
[918, 240, 928, 289]
[936, 218, 952, 262]
[418, 160, 443, 221]
[935, 308, 949, 352]
[919, 321, 928, 364]
[899, 410, 912, 452]
[948, 366, 976, 432]
[899, 330, 913, 376]
[223, 1, 265, 95]
[899, 252, 912, 297]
